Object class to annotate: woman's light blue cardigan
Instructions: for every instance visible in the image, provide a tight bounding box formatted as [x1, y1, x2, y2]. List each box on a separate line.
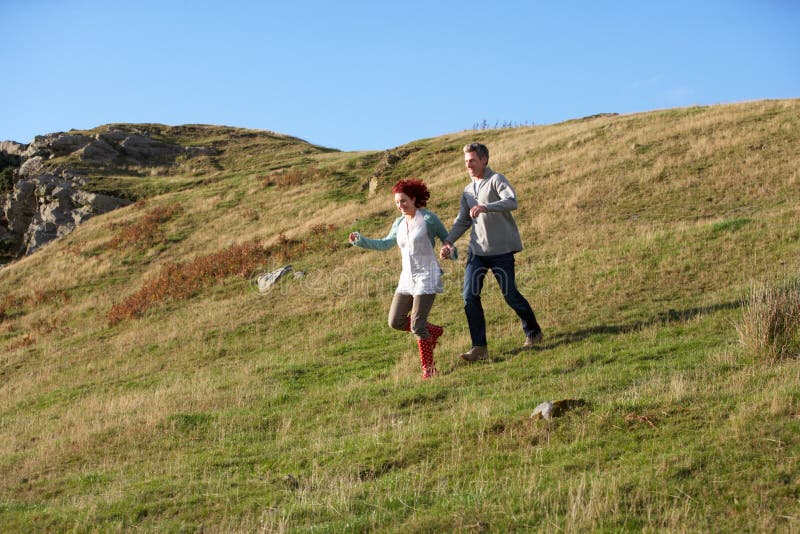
[352, 209, 458, 259]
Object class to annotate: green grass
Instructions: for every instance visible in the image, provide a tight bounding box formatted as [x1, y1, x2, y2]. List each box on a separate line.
[1, 100, 800, 532]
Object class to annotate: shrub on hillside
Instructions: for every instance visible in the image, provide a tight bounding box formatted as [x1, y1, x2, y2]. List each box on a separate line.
[107, 222, 343, 325]
[736, 279, 800, 361]
[107, 204, 182, 250]
[108, 241, 267, 325]
[259, 167, 325, 188]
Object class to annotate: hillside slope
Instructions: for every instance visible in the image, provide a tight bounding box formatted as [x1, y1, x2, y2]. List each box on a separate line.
[1, 100, 799, 531]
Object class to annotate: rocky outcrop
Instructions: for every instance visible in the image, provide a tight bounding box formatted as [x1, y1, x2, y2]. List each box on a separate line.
[18, 127, 219, 165]
[1, 127, 218, 261]
[0, 141, 26, 159]
[0, 142, 23, 178]
[2, 169, 131, 256]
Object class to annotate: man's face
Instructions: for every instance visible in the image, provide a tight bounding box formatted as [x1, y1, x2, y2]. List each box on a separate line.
[464, 150, 488, 179]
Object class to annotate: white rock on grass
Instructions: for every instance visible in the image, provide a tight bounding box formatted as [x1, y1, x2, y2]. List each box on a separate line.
[258, 265, 293, 292]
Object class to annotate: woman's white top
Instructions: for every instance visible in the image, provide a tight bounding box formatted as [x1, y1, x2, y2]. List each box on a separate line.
[395, 210, 443, 295]
[351, 208, 456, 296]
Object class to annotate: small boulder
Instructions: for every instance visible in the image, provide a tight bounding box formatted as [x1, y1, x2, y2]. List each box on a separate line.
[257, 265, 293, 292]
[78, 138, 119, 163]
[19, 156, 45, 177]
[531, 399, 587, 420]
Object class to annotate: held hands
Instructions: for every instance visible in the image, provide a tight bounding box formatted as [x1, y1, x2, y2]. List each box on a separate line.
[440, 242, 453, 260]
[469, 204, 488, 218]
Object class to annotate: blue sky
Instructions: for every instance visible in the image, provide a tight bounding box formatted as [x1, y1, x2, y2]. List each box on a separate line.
[2, 1, 798, 151]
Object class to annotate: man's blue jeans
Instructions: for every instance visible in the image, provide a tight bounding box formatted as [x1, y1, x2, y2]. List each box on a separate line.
[462, 252, 541, 347]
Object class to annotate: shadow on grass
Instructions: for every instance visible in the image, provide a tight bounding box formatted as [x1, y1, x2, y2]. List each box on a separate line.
[496, 300, 742, 360]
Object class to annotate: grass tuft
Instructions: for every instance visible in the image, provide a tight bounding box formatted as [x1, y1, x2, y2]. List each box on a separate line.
[736, 279, 800, 361]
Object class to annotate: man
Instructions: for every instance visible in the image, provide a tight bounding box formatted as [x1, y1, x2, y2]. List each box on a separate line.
[440, 142, 543, 361]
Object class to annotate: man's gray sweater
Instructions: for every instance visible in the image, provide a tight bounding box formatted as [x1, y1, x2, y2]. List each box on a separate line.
[445, 166, 524, 256]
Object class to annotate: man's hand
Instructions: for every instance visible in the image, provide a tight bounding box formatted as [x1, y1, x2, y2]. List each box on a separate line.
[469, 204, 488, 218]
[440, 242, 454, 259]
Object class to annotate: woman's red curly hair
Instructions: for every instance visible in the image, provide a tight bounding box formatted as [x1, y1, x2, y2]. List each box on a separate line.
[392, 179, 430, 207]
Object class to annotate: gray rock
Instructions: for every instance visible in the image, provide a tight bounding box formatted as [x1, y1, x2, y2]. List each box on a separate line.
[3, 178, 37, 237]
[23, 132, 91, 158]
[531, 401, 554, 420]
[97, 130, 128, 145]
[119, 134, 185, 161]
[258, 265, 293, 292]
[19, 156, 45, 177]
[531, 399, 587, 420]
[2, 169, 131, 256]
[23, 134, 56, 158]
[0, 141, 27, 157]
[49, 134, 93, 156]
[78, 138, 119, 163]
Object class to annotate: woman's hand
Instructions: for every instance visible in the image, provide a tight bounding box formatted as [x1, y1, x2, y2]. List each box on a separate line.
[440, 242, 453, 259]
[348, 232, 359, 244]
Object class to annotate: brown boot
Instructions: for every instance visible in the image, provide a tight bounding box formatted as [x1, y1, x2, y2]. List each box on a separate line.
[523, 331, 544, 349]
[460, 346, 488, 362]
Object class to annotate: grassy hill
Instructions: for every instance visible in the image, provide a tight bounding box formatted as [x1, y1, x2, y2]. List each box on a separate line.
[1, 99, 799, 532]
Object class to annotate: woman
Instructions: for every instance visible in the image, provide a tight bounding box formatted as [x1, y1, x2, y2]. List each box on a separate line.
[349, 179, 457, 379]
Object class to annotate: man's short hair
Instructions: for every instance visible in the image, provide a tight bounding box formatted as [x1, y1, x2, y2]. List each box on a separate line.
[463, 142, 489, 161]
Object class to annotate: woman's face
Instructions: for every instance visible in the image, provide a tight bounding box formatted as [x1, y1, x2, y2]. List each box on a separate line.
[394, 192, 416, 216]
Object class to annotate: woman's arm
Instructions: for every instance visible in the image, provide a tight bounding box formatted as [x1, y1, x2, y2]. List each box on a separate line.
[350, 217, 400, 251]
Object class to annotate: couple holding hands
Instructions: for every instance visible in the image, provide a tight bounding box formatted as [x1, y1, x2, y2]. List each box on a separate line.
[349, 142, 543, 379]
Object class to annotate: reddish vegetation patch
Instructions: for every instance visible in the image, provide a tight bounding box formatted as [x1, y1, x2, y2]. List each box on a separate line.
[107, 222, 342, 326]
[0, 290, 70, 323]
[259, 167, 325, 188]
[107, 204, 183, 250]
[108, 241, 267, 325]
[7, 333, 35, 351]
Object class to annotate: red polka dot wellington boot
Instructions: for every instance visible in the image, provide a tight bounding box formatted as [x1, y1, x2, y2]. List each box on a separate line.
[427, 323, 443, 348]
[417, 337, 438, 379]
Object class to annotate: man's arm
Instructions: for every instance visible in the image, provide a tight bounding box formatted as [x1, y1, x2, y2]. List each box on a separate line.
[484, 174, 518, 212]
[444, 193, 473, 244]
[440, 194, 472, 259]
